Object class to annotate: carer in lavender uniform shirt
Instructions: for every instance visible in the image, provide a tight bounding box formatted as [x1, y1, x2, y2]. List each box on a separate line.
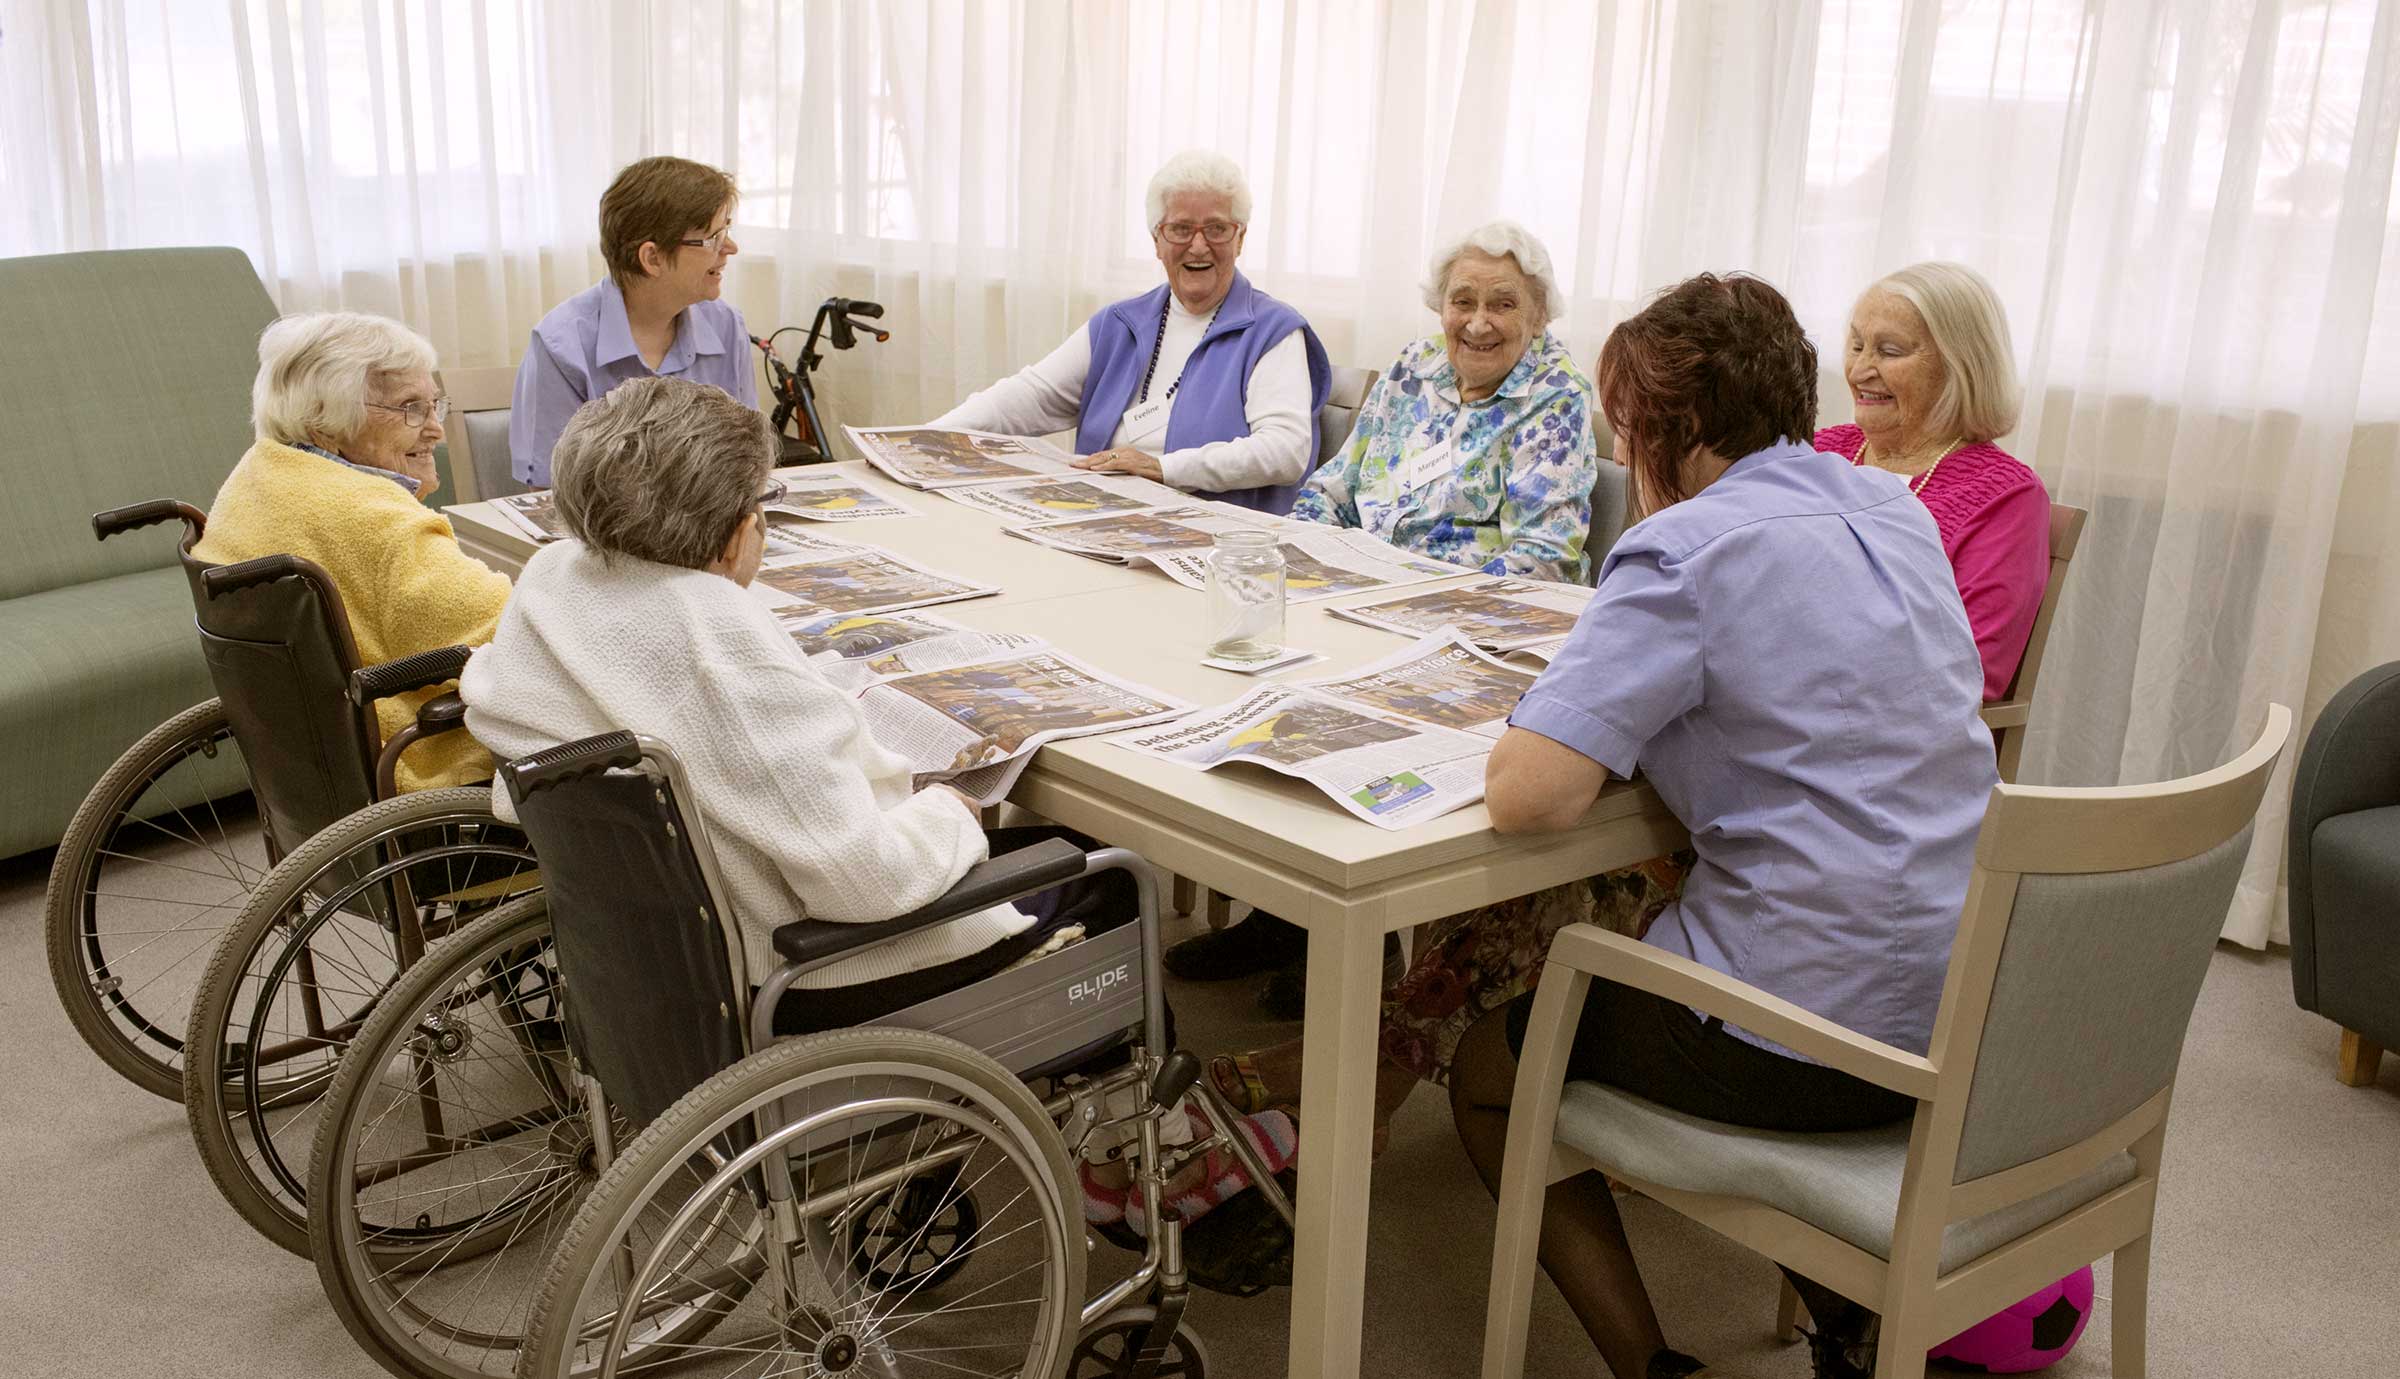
[509, 155, 759, 488]
[1447, 273, 1997, 1379]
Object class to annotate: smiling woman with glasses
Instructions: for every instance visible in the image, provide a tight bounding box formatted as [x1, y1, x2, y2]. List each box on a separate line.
[192, 310, 513, 792]
[928, 149, 1333, 514]
[508, 155, 759, 488]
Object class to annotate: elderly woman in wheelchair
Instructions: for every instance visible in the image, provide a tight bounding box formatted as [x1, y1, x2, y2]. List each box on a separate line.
[287, 374, 1293, 1378]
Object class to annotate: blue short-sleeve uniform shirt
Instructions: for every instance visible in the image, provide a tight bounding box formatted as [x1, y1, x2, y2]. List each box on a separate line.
[1509, 439, 1997, 1056]
[509, 278, 757, 487]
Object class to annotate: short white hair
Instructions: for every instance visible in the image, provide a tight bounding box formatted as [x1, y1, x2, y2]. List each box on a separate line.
[1861, 261, 2022, 443]
[1423, 221, 1563, 330]
[1145, 150, 1253, 228]
[252, 311, 437, 449]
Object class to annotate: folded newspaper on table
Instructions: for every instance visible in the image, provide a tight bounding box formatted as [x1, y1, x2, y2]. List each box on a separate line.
[749, 536, 999, 618]
[1507, 636, 1571, 665]
[766, 469, 922, 522]
[937, 472, 1191, 524]
[855, 649, 1192, 806]
[490, 491, 569, 543]
[1010, 503, 1277, 562]
[1014, 505, 1464, 603]
[845, 426, 1082, 490]
[1329, 576, 1594, 651]
[1118, 631, 1534, 829]
[775, 608, 1046, 693]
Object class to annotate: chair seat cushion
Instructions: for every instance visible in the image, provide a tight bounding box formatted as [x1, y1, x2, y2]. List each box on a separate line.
[1554, 1080, 2138, 1272]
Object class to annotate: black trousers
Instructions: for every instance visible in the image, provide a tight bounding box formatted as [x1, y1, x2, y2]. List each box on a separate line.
[772, 826, 1139, 1037]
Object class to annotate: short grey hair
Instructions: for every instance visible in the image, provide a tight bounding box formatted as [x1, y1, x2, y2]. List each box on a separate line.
[1144, 150, 1253, 228]
[551, 376, 775, 570]
[1861, 261, 2022, 443]
[252, 311, 437, 449]
[1422, 221, 1564, 331]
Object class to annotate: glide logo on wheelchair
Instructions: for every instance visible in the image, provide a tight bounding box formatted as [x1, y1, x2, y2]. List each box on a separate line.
[1069, 961, 1136, 1008]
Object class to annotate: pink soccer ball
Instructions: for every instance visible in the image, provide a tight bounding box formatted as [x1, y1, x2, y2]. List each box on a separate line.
[1927, 1265, 2095, 1372]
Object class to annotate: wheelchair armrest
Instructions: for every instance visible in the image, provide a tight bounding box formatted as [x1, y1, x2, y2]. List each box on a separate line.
[499, 731, 645, 807]
[202, 554, 305, 598]
[770, 837, 1089, 966]
[350, 645, 476, 707]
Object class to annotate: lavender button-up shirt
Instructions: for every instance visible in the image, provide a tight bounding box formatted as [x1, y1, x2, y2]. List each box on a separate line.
[508, 278, 757, 486]
[1508, 439, 1996, 1058]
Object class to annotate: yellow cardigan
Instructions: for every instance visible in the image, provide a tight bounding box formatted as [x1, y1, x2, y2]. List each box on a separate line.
[195, 439, 513, 793]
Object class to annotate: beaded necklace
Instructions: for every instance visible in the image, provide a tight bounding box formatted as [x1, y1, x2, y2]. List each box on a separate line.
[1861, 438, 1967, 495]
[1137, 292, 1226, 403]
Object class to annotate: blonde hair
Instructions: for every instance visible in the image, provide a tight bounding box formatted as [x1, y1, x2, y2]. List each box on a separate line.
[251, 312, 437, 450]
[1144, 150, 1253, 228]
[552, 376, 775, 569]
[1861, 261, 2021, 443]
[1423, 221, 1564, 332]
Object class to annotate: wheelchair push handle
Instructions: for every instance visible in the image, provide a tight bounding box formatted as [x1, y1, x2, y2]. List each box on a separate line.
[501, 730, 646, 804]
[350, 644, 475, 706]
[93, 499, 206, 545]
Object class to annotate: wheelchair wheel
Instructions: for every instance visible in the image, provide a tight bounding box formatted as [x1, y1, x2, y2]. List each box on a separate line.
[309, 894, 724, 1379]
[45, 699, 264, 1100]
[1072, 1305, 1211, 1379]
[519, 1028, 1082, 1379]
[185, 787, 539, 1256]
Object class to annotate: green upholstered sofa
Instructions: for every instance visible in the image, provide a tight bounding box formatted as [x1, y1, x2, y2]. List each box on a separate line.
[0, 248, 281, 859]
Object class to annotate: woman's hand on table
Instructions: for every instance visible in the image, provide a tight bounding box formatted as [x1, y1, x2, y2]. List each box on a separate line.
[1074, 447, 1165, 481]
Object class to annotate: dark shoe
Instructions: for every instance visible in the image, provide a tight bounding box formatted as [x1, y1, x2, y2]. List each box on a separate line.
[1797, 1319, 1877, 1379]
[1254, 933, 1404, 1020]
[1164, 912, 1306, 981]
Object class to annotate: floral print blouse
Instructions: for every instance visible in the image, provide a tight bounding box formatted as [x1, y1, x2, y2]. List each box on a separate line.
[1291, 331, 1596, 582]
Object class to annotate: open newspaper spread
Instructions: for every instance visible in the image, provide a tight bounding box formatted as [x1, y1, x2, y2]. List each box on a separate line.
[775, 608, 1046, 692]
[749, 535, 999, 617]
[766, 469, 922, 522]
[1013, 504, 1465, 603]
[1328, 577, 1595, 651]
[857, 650, 1191, 805]
[936, 473, 1191, 523]
[1117, 631, 1532, 829]
[845, 426, 1082, 489]
[1010, 503, 1278, 562]
[491, 491, 569, 543]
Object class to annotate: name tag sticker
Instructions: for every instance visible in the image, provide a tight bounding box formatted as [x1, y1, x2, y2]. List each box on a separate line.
[1394, 433, 1457, 494]
[1118, 397, 1172, 446]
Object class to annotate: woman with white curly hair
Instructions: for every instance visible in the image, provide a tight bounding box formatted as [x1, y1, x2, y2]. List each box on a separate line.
[930, 149, 1331, 512]
[1289, 220, 1598, 581]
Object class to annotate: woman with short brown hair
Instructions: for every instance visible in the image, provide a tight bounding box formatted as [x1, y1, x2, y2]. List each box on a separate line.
[508, 155, 758, 487]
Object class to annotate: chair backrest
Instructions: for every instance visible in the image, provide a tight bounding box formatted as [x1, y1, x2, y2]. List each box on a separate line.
[1, 248, 277, 600]
[1983, 502, 2089, 782]
[1586, 466, 1630, 583]
[1315, 365, 1377, 468]
[500, 731, 748, 1125]
[183, 543, 383, 854]
[1929, 705, 2290, 1185]
[436, 364, 529, 504]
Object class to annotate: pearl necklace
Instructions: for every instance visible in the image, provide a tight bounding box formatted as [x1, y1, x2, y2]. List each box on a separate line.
[1862, 438, 1967, 495]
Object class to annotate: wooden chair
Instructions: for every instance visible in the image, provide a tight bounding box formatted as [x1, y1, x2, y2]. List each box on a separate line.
[434, 364, 526, 504]
[1981, 503, 2089, 783]
[1480, 705, 2292, 1379]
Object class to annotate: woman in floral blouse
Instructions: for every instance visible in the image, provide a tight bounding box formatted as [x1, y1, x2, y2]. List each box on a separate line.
[1290, 221, 1597, 582]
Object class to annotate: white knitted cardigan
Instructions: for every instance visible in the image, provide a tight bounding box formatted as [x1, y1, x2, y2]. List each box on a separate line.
[461, 540, 1029, 988]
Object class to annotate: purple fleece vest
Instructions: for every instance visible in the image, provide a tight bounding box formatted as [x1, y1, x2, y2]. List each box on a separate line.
[1074, 273, 1332, 514]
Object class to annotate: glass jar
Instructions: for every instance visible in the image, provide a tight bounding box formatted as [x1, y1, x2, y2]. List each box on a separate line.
[1204, 529, 1287, 662]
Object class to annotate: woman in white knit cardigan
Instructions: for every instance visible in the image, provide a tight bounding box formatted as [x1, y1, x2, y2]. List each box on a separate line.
[461, 376, 1133, 1032]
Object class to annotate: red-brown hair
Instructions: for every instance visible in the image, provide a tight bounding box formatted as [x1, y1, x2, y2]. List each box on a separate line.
[1597, 273, 1818, 516]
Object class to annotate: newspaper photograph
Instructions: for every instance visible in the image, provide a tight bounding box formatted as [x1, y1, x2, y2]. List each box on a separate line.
[761, 520, 860, 562]
[1303, 632, 1538, 740]
[857, 651, 1192, 805]
[845, 426, 1081, 489]
[751, 542, 999, 618]
[937, 473, 1190, 524]
[1328, 576, 1594, 650]
[1145, 527, 1466, 603]
[491, 491, 569, 543]
[776, 608, 1045, 691]
[1009, 504, 1278, 562]
[766, 470, 922, 522]
[1117, 683, 1490, 830]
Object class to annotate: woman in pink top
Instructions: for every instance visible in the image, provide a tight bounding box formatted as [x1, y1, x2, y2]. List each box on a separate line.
[1815, 261, 2049, 701]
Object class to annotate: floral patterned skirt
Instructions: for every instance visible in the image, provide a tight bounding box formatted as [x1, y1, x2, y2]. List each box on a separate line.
[1378, 850, 1694, 1085]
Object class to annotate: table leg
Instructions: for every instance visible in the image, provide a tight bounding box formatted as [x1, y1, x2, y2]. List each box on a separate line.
[1286, 913, 1386, 1379]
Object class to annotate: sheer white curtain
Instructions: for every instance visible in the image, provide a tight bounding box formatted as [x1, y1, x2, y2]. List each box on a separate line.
[10, 0, 2399, 944]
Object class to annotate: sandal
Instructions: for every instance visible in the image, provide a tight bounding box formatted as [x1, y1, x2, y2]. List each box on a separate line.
[1079, 1103, 1297, 1237]
[1207, 1053, 1277, 1114]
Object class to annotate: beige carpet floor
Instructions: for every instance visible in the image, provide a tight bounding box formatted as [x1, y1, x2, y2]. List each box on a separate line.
[2, 842, 2395, 1379]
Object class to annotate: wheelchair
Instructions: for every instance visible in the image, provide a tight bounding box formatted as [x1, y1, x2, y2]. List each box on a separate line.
[304, 731, 1288, 1379]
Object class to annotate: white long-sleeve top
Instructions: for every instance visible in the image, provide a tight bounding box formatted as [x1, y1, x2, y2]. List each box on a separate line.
[932, 296, 1313, 495]
[461, 541, 1031, 988]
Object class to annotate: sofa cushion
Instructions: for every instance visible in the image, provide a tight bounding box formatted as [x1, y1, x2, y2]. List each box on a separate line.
[0, 248, 276, 600]
[0, 566, 229, 857]
[2311, 806, 2400, 1049]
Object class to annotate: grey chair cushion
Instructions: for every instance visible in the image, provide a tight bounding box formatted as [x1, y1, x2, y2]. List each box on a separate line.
[1554, 1080, 2136, 1273]
[2311, 805, 2400, 1048]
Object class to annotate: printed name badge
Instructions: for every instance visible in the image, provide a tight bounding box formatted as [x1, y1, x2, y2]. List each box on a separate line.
[1394, 433, 1456, 494]
[1118, 397, 1172, 446]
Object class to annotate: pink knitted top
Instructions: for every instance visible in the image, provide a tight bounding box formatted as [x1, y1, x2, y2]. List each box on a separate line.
[1814, 425, 2051, 701]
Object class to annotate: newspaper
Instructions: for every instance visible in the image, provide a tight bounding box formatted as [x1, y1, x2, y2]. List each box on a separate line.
[1299, 632, 1539, 740]
[491, 491, 569, 543]
[1328, 577, 1594, 651]
[845, 426, 1081, 489]
[1144, 527, 1467, 604]
[1507, 636, 1571, 666]
[749, 538, 999, 617]
[1010, 502, 1282, 562]
[766, 470, 922, 522]
[937, 473, 1191, 524]
[775, 608, 1046, 692]
[857, 650, 1192, 806]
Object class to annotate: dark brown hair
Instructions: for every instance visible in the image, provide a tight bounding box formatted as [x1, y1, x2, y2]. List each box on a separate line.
[1597, 272, 1818, 515]
[598, 156, 738, 289]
